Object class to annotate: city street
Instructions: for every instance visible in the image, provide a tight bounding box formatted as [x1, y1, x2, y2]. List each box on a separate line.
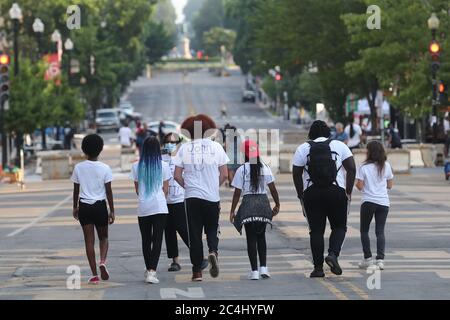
[1, 70, 450, 300]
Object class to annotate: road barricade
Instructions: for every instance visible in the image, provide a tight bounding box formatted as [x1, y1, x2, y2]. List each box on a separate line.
[403, 144, 437, 168]
[38, 151, 71, 180]
[347, 148, 411, 174]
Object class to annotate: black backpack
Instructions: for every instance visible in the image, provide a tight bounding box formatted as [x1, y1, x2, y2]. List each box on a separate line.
[306, 139, 340, 188]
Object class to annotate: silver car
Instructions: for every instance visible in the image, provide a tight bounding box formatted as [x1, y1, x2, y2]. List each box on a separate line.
[95, 109, 121, 133]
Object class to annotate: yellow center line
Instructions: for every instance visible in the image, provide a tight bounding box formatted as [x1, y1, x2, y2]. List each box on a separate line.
[342, 280, 369, 300]
[316, 278, 349, 300]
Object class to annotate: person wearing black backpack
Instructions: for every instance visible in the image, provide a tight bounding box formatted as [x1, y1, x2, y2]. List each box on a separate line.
[292, 120, 356, 278]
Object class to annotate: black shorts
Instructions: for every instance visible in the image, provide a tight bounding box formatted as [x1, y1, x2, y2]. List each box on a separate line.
[78, 200, 108, 227]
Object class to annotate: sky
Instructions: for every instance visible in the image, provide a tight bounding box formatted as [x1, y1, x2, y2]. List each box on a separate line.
[171, 0, 188, 24]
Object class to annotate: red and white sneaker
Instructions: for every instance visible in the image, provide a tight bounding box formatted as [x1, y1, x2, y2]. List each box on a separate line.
[88, 276, 100, 285]
[99, 263, 110, 281]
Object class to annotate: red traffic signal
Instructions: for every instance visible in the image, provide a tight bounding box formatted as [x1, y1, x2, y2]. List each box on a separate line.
[275, 73, 282, 81]
[439, 82, 445, 93]
[0, 54, 10, 65]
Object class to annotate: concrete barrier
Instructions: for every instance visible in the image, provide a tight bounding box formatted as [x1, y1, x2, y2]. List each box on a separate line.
[38, 151, 71, 180]
[340, 148, 411, 174]
[121, 147, 137, 172]
[282, 131, 308, 145]
[69, 151, 86, 174]
[403, 144, 437, 168]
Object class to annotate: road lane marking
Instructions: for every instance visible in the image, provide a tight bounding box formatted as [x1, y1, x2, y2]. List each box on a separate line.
[7, 194, 72, 237]
[341, 280, 369, 300]
[316, 279, 349, 300]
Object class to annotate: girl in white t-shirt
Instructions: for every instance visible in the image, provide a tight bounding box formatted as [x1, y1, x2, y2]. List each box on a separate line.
[356, 141, 394, 271]
[230, 140, 280, 280]
[131, 137, 171, 284]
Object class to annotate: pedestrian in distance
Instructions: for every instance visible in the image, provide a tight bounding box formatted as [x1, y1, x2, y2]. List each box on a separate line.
[333, 122, 349, 145]
[161, 132, 208, 272]
[230, 140, 280, 280]
[118, 121, 134, 149]
[293, 120, 356, 278]
[345, 115, 363, 151]
[356, 141, 394, 271]
[174, 114, 230, 282]
[71, 134, 115, 285]
[131, 136, 171, 284]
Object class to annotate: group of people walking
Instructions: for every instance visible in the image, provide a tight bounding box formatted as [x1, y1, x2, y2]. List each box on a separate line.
[71, 115, 393, 285]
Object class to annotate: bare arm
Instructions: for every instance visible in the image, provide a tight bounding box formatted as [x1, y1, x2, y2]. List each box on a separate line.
[174, 166, 185, 188]
[229, 188, 242, 223]
[72, 183, 80, 220]
[387, 179, 393, 190]
[134, 181, 139, 196]
[105, 182, 115, 224]
[268, 182, 281, 216]
[342, 157, 356, 198]
[292, 165, 304, 199]
[356, 179, 364, 191]
[163, 180, 169, 197]
[219, 165, 228, 186]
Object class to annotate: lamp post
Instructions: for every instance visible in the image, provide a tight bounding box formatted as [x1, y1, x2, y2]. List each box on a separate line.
[428, 13, 440, 143]
[9, 3, 22, 76]
[64, 38, 74, 81]
[32, 18, 45, 58]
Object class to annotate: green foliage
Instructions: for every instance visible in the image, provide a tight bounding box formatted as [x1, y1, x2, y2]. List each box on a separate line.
[192, 0, 229, 50]
[143, 21, 176, 65]
[203, 27, 236, 56]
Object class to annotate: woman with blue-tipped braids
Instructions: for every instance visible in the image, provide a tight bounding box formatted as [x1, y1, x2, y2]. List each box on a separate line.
[131, 136, 172, 284]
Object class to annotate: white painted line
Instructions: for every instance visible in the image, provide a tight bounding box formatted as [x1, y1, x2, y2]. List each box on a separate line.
[7, 194, 72, 237]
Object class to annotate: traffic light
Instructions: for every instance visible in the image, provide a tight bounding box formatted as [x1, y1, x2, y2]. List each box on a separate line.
[0, 53, 10, 104]
[429, 40, 441, 72]
[275, 72, 282, 81]
[439, 81, 448, 105]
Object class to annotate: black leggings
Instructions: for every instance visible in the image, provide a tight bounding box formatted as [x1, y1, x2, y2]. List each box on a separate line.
[360, 202, 389, 260]
[138, 214, 167, 271]
[244, 222, 267, 271]
[165, 203, 190, 259]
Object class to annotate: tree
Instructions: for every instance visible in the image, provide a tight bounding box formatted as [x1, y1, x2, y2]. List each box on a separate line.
[154, 0, 178, 38]
[202, 27, 236, 56]
[192, 0, 226, 50]
[143, 21, 176, 65]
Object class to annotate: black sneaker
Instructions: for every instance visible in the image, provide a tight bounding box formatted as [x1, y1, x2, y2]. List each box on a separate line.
[168, 262, 181, 272]
[208, 253, 219, 278]
[201, 258, 208, 271]
[310, 268, 325, 278]
[325, 255, 342, 275]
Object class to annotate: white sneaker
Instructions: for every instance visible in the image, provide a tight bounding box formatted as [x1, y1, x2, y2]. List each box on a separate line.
[248, 270, 259, 280]
[259, 266, 271, 279]
[358, 258, 376, 270]
[376, 259, 385, 270]
[145, 270, 159, 284]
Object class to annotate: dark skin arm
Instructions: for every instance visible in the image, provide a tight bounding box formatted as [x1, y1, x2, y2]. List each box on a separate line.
[73, 183, 80, 221]
[229, 188, 242, 223]
[292, 165, 304, 199]
[268, 182, 280, 216]
[342, 156, 356, 199]
[105, 182, 115, 224]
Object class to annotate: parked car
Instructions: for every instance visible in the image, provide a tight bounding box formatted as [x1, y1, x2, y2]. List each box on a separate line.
[95, 109, 121, 133]
[242, 89, 256, 103]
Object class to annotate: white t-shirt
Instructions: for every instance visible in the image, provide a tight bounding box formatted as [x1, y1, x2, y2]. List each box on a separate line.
[356, 162, 394, 207]
[293, 137, 353, 191]
[173, 138, 230, 202]
[231, 162, 275, 196]
[71, 160, 113, 205]
[118, 127, 133, 147]
[345, 124, 363, 148]
[162, 154, 185, 204]
[130, 161, 171, 216]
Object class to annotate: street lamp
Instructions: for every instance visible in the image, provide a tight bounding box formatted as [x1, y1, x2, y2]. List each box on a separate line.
[64, 38, 74, 80]
[32, 18, 45, 57]
[9, 3, 22, 76]
[428, 12, 440, 143]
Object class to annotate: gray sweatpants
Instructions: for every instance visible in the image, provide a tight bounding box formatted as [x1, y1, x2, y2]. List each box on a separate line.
[360, 201, 389, 260]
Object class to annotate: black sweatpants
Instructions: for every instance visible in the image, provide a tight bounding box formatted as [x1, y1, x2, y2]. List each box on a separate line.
[138, 214, 167, 271]
[303, 185, 349, 268]
[360, 201, 389, 260]
[244, 222, 267, 271]
[185, 198, 220, 272]
[165, 202, 190, 259]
